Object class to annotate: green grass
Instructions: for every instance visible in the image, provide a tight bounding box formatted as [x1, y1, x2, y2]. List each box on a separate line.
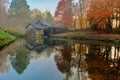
[0, 26, 26, 36]
[0, 30, 16, 48]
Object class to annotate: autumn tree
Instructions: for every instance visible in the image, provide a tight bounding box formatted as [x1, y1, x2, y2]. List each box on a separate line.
[55, 0, 73, 28]
[55, 0, 66, 25]
[73, 0, 89, 29]
[78, 0, 88, 29]
[72, 2, 79, 29]
[31, 9, 45, 21]
[87, 0, 114, 33]
[113, 0, 120, 28]
[63, 0, 73, 28]
[31, 9, 54, 25]
[44, 11, 54, 25]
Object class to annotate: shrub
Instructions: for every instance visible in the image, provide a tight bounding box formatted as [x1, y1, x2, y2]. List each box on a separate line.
[90, 24, 98, 30]
[113, 26, 120, 34]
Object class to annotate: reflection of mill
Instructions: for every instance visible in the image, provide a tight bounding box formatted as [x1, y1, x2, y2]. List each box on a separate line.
[26, 38, 68, 53]
[26, 38, 47, 53]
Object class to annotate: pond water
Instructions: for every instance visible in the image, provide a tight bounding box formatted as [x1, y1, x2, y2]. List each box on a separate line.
[0, 38, 120, 80]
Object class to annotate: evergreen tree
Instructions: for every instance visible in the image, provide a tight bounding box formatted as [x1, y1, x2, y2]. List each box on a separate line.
[9, 0, 31, 26]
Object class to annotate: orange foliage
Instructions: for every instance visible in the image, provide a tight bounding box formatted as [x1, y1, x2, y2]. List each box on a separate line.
[87, 0, 114, 27]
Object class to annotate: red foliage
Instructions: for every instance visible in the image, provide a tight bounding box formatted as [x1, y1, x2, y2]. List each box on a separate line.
[55, 0, 72, 27]
[55, 0, 65, 17]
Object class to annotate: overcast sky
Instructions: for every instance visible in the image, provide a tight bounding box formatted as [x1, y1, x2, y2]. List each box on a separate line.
[9, 0, 59, 15]
[9, 0, 79, 15]
[27, 0, 59, 15]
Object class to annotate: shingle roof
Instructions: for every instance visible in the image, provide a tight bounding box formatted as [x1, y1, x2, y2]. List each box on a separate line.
[26, 19, 50, 30]
[31, 23, 45, 30]
[35, 20, 50, 29]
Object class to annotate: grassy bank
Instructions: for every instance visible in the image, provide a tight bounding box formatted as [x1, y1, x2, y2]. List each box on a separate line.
[52, 30, 120, 44]
[0, 26, 26, 38]
[0, 30, 16, 48]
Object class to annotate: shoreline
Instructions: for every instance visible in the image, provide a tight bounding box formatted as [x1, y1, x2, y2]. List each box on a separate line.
[0, 30, 16, 49]
[51, 30, 120, 44]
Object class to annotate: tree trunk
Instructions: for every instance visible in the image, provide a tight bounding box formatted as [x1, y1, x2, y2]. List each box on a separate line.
[106, 18, 112, 33]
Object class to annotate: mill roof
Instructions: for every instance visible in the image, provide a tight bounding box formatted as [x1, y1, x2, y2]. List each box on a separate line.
[25, 19, 50, 30]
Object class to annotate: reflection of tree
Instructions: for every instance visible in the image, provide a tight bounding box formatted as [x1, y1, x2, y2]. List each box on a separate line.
[11, 47, 30, 74]
[54, 43, 90, 80]
[0, 54, 10, 73]
[102, 45, 120, 77]
[54, 46, 72, 80]
[54, 42, 120, 80]
[102, 46, 111, 60]
[44, 38, 68, 47]
[86, 44, 120, 80]
[88, 44, 101, 57]
[72, 43, 89, 80]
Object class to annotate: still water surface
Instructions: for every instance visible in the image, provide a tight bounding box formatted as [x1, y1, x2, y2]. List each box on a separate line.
[0, 38, 120, 80]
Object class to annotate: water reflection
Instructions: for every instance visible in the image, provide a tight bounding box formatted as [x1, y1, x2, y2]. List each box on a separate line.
[54, 42, 120, 80]
[0, 40, 28, 74]
[26, 38, 68, 53]
[54, 43, 90, 80]
[86, 44, 120, 80]
[0, 54, 10, 73]
[0, 38, 119, 80]
[11, 46, 30, 74]
[26, 38, 45, 52]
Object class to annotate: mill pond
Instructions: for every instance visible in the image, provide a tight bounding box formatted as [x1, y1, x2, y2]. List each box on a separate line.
[0, 38, 119, 80]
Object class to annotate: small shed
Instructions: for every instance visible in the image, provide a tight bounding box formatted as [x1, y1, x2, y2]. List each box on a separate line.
[25, 20, 51, 38]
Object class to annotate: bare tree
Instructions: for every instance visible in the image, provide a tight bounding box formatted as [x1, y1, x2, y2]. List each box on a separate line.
[113, 0, 120, 28]
[72, 0, 89, 30]
[78, 0, 89, 29]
